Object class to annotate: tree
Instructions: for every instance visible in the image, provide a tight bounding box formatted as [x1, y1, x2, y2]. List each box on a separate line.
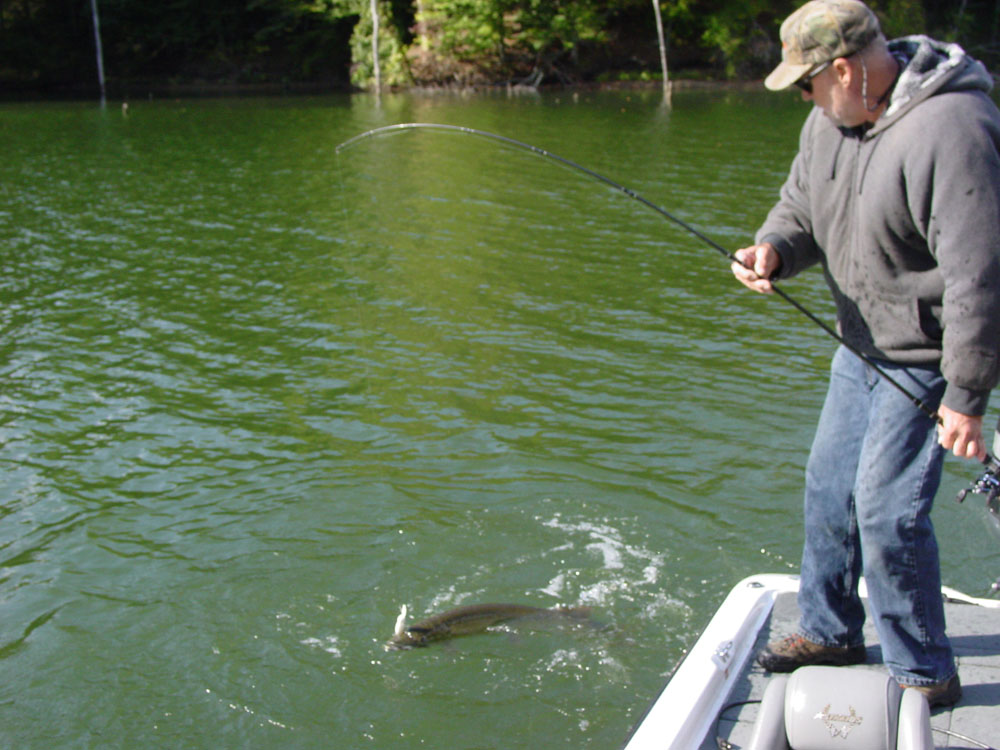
[409, 0, 512, 84]
[697, 0, 787, 78]
[347, 0, 411, 88]
[652, 0, 669, 97]
[90, 0, 106, 102]
[407, 0, 610, 85]
[370, 0, 380, 89]
[4, 0, 1000, 94]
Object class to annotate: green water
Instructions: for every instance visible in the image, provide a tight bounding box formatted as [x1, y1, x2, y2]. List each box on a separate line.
[1, 90, 996, 748]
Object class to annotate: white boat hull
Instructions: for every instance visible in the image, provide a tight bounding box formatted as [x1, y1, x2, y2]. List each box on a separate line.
[622, 574, 1000, 749]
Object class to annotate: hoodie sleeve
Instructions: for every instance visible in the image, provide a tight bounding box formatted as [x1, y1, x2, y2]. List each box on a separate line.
[755, 109, 825, 279]
[909, 91, 1000, 415]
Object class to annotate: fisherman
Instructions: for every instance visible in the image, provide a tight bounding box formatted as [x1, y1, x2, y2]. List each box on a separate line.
[731, 0, 1000, 708]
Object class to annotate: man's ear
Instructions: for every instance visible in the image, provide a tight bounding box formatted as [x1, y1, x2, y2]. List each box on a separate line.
[832, 56, 853, 87]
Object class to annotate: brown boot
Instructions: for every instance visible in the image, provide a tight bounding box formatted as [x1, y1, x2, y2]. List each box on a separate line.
[757, 634, 866, 673]
[899, 674, 962, 708]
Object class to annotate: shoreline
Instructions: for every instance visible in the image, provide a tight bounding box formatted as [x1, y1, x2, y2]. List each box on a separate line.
[0, 76, 766, 104]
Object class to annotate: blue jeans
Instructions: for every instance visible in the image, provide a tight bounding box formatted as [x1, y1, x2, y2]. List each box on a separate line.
[797, 346, 955, 685]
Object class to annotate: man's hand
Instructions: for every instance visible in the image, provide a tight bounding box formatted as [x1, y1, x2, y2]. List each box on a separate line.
[937, 404, 986, 461]
[732, 243, 781, 294]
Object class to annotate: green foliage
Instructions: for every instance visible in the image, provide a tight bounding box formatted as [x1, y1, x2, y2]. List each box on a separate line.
[349, 0, 412, 87]
[517, 0, 608, 54]
[867, 0, 927, 39]
[406, 0, 611, 82]
[698, 0, 790, 78]
[700, 14, 742, 77]
[3, 0, 1000, 94]
[417, 0, 508, 63]
[0, 0, 358, 92]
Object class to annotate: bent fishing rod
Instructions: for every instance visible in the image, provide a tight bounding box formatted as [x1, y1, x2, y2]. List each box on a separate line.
[336, 122, 999, 497]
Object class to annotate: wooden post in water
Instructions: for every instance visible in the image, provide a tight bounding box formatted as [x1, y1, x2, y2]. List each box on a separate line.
[370, 0, 382, 93]
[415, 0, 430, 51]
[652, 0, 672, 106]
[90, 0, 107, 105]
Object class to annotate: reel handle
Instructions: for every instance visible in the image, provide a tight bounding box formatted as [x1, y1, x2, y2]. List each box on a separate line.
[955, 450, 1000, 504]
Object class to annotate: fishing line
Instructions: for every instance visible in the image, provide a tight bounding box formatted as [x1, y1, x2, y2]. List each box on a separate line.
[336, 123, 997, 471]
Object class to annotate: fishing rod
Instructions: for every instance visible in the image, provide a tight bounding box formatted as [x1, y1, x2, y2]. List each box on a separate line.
[336, 122, 998, 490]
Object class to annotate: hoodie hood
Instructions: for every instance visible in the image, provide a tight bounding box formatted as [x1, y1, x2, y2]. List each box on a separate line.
[876, 36, 993, 130]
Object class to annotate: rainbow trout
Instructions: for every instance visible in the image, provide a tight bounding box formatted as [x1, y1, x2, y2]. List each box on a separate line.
[387, 602, 592, 650]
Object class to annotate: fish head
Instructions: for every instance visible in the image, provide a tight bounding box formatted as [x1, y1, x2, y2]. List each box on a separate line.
[385, 628, 429, 650]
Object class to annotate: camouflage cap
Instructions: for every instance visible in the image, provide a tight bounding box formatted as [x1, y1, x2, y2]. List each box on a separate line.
[764, 0, 881, 91]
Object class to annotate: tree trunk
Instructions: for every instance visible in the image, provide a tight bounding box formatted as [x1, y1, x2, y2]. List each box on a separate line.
[90, 0, 106, 105]
[652, 0, 671, 103]
[370, 0, 381, 92]
[415, 0, 429, 51]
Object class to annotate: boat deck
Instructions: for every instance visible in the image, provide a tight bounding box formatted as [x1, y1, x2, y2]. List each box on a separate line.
[709, 590, 1000, 750]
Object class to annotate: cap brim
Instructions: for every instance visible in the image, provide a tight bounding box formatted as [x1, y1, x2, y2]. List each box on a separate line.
[764, 60, 814, 91]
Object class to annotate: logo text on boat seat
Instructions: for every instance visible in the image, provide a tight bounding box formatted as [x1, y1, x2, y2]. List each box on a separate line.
[814, 703, 863, 738]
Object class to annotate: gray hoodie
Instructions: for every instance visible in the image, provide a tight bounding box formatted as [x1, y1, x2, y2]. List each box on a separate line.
[757, 36, 1000, 416]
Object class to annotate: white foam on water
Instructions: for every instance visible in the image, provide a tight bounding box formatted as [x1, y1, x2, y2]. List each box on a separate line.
[545, 648, 582, 672]
[540, 572, 567, 598]
[300, 635, 343, 657]
[537, 511, 683, 612]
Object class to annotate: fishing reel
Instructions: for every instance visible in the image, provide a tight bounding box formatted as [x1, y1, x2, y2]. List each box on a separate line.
[955, 426, 1000, 593]
[955, 453, 1000, 507]
[955, 423, 1000, 505]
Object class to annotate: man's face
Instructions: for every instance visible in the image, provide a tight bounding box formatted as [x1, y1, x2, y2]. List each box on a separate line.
[801, 60, 866, 128]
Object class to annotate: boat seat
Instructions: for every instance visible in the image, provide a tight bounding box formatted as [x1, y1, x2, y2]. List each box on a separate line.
[746, 666, 933, 750]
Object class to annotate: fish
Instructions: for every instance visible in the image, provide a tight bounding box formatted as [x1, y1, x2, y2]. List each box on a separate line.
[386, 602, 593, 650]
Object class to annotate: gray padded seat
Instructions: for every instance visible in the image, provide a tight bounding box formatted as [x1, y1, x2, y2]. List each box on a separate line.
[746, 666, 933, 750]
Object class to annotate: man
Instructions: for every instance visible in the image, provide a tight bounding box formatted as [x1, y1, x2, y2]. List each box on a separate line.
[732, 0, 1000, 707]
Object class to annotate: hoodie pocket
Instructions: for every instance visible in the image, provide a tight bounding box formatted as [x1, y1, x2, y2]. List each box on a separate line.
[862, 293, 936, 352]
[916, 299, 943, 343]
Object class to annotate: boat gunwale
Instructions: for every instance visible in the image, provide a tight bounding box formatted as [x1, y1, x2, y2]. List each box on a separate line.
[621, 573, 1000, 749]
[622, 574, 800, 749]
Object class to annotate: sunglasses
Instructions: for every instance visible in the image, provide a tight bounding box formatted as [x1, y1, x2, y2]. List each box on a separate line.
[793, 61, 831, 94]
